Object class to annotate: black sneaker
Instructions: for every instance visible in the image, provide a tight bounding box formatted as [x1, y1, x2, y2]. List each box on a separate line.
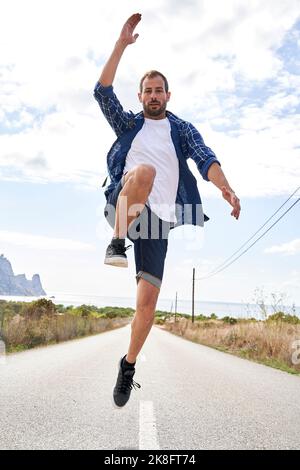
[112, 356, 141, 408]
[104, 238, 132, 268]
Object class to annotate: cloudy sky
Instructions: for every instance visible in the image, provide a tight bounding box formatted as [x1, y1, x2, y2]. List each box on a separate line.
[1, 0, 299, 308]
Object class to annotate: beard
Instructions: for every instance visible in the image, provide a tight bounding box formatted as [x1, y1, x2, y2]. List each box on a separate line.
[143, 100, 167, 117]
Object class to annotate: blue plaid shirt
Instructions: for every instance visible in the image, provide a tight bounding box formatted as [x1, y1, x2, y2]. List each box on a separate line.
[93, 81, 221, 228]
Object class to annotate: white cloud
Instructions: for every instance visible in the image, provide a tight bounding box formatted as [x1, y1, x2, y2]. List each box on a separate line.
[0, 108, 113, 185]
[265, 238, 300, 255]
[193, 100, 300, 198]
[0, 230, 95, 251]
[0, 0, 299, 195]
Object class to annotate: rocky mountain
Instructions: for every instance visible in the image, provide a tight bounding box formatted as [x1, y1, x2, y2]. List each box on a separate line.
[0, 254, 46, 296]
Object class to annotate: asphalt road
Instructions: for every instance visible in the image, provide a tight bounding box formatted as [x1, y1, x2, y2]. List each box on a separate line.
[0, 324, 299, 450]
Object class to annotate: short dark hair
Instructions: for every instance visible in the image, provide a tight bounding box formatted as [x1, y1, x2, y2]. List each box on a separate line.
[139, 70, 169, 93]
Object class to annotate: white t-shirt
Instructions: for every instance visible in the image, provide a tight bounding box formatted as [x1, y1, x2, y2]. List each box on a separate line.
[123, 117, 179, 222]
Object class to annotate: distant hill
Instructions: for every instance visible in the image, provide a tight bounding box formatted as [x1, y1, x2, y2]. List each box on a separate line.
[0, 254, 46, 296]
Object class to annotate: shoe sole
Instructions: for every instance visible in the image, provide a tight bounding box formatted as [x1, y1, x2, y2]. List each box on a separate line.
[104, 257, 128, 268]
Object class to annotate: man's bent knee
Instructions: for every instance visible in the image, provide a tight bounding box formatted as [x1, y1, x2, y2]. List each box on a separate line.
[133, 164, 156, 187]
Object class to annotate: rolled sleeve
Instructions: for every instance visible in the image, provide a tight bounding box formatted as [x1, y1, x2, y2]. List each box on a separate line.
[201, 158, 221, 181]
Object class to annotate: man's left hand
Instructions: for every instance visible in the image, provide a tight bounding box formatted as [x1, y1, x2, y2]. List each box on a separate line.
[221, 186, 241, 220]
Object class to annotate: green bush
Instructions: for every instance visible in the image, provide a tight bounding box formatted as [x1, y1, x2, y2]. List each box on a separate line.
[195, 314, 210, 321]
[222, 316, 238, 325]
[0, 300, 23, 322]
[22, 299, 56, 320]
[155, 310, 169, 318]
[267, 312, 300, 324]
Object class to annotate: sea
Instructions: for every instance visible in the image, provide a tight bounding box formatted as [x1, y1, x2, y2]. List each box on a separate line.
[1, 292, 300, 320]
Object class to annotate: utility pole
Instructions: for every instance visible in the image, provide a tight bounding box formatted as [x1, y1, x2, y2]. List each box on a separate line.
[192, 267, 195, 323]
[175, 291, 177, 322]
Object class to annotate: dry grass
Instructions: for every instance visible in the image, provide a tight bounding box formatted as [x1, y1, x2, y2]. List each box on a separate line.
[161, 318, 300, 374]
[2, 314, 131, 352]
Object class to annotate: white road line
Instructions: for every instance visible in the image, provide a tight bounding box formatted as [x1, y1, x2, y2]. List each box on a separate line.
[139, 401, 160, 450]
[140, 354, 147, 362]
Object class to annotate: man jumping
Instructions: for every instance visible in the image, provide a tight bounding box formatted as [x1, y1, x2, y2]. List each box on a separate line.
[94, 13, 241, 408]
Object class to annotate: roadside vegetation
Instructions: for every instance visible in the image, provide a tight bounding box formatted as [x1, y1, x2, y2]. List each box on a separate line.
[154, 310, 300, 375]
[1, 295, 299, 376]
[0, 299, 133, 353]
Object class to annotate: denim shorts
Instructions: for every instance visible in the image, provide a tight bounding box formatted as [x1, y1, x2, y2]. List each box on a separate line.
[104, 174, 171, 289]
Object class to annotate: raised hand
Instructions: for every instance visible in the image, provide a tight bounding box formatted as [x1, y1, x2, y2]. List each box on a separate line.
[98, 13, 142, 87]
[118, 13, 142, 47]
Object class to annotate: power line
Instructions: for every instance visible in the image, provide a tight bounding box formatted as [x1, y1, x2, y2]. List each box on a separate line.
[196, 196, 300, 281]
[206, 186, 300, 275]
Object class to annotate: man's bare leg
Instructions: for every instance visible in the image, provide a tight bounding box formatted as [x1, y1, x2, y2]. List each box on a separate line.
[114, 165, 159, 363]
[114, 164, 156, 238]
[112, 277, 159, 407]
[126, 278, 160, 364]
